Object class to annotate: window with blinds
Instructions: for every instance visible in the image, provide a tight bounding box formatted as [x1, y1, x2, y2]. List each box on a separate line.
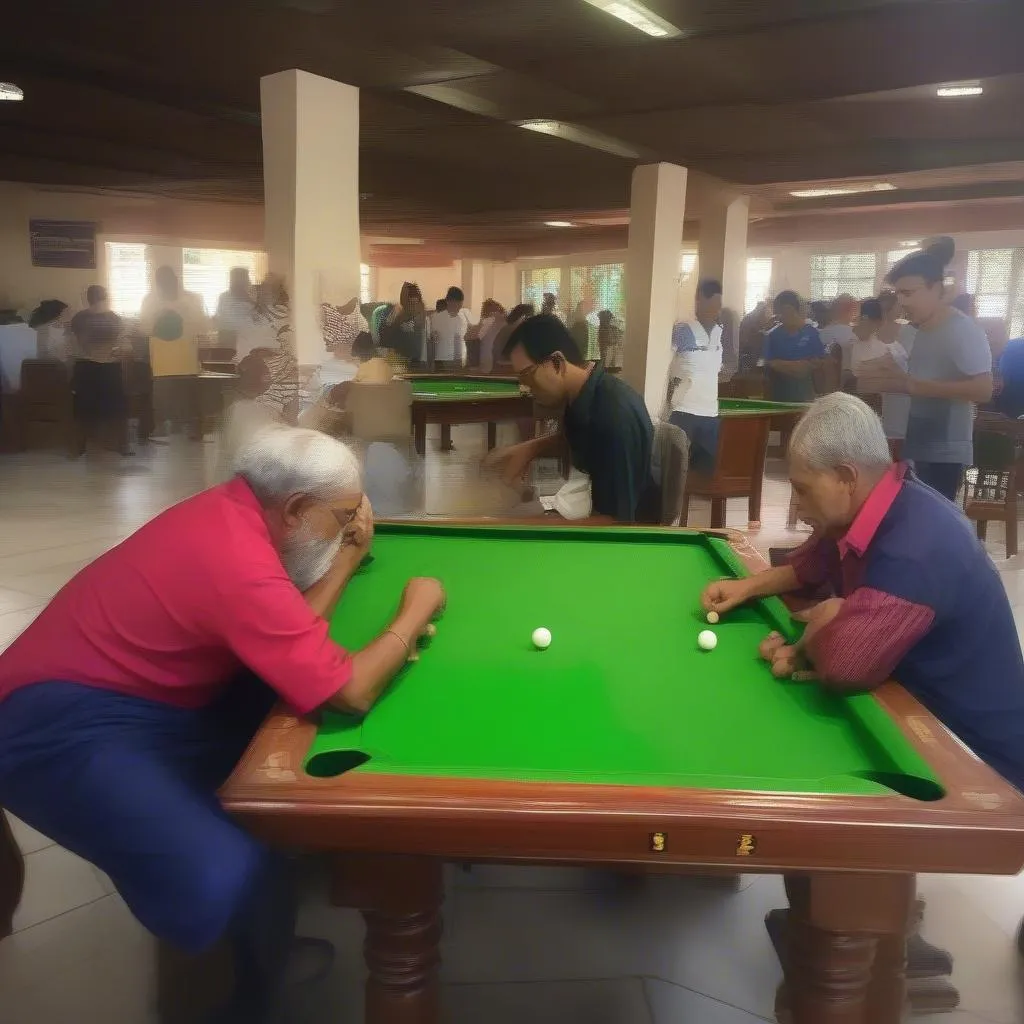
[745, 257, 773, 313]
[568, 263, 625, 361]
[966, 249, 1015, 321]
[182, 248, 268, 316]
[809, 253, 877, 301]
[105, 242, 151, 317]
[520, 267, 562, 313]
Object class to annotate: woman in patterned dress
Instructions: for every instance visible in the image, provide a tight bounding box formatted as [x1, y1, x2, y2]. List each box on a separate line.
[242, 273, 302, 425]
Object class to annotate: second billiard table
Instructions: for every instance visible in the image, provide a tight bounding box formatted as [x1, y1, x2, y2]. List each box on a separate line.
[403, 373, 535, 455]
[221, 522, 1024, 1024]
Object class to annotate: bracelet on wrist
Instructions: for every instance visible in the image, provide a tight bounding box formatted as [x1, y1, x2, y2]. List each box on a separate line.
[385, 628, 410, 654]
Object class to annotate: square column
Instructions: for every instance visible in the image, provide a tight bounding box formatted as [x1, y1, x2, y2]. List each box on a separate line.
[461, 259, 487, 320]
[261, 69, 361, 369]
[698, 195, 749, 314]
[623, 163, 688, 417]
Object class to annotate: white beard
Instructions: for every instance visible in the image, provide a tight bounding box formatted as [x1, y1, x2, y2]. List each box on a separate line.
[282, 521, 344, 591]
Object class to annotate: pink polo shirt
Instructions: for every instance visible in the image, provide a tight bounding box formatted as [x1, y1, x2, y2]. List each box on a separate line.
[0, 477, 352, 714]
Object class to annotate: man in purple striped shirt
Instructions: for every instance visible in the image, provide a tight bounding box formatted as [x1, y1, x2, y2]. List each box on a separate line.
[702, 392, 1024, 795]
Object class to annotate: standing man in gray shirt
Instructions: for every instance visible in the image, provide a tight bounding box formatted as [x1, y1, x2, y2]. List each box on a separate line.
[859, 238, 992, 500]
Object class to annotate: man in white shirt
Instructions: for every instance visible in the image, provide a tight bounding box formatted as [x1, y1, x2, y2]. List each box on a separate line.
[429, 286, 471, 371]
[667, 279, 724, 473]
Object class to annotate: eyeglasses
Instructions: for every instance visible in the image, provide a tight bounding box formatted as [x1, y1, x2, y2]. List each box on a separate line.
[329, 502, 363, 528]
[516, 353, 560, 385]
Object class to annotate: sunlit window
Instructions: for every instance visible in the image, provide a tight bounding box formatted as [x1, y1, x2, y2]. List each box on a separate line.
[182, 248, 268, 316]
[105, 242, 150, 317]
[810, 253, 877, 301]
[745, 257, 773, 313]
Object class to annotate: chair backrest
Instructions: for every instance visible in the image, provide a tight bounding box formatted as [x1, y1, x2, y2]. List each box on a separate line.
[19, 359, 69, 406]
[652, 421, 690, 526]
[347, 379, 414, 442]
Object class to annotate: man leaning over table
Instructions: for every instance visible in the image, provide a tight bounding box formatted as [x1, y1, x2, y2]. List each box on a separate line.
[0, 423, 445, 1024]
[701, 392, 1024, 796]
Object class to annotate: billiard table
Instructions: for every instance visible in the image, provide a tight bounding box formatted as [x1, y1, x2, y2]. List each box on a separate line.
[403, 373, 534, 455]
[684, 397, 808, 529]
[220, 521, 1024, 1024]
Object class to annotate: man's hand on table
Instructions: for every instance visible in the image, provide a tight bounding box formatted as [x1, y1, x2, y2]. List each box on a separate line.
[701, 577, 756, 616]
[758, 598, 845, 681]
[395, 578, 447, 661]
[483, 441, 536, 488]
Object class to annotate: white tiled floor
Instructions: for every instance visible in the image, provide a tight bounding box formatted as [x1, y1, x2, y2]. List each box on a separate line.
[2, 426, 1024, 1023]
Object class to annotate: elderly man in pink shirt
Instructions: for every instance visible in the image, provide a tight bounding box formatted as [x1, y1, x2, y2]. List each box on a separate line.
[0, 424, 445, 1024]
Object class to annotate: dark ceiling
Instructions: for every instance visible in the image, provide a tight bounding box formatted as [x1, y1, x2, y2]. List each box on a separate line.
[3, 0, 1024, 251]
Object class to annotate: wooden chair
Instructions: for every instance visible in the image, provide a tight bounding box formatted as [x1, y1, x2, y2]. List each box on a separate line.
[348, 379, 414, 443]
[963, 415, 1024, 557]
[683, 412, 773, 529]
[11, 359, 72, 451]
[652, 421, 690, 526]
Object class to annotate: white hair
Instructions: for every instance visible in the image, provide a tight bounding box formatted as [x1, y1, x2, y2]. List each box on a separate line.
[788, 393, 891, 472]
[232, 422, 362, 505]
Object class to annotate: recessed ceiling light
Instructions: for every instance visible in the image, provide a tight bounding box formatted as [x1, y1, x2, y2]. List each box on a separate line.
[937, 81, 983, 98]
[0, 82, 24, 101]
[582, 0, 684, 38]
[516, 119, 641, 159]
[789, 182, 896, 199]
[544, 221, 575, 228]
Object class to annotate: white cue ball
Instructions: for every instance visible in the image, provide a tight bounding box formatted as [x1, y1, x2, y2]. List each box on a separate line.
[697, 629, 718, 652]
[706, 610, 720, 625]
[532, 627, 552, 650]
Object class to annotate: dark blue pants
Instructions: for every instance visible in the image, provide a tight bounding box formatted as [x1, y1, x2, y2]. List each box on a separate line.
[914, 462, 965, 503]
[669, 411, 720, 475]
[0, 677, 292, 1023]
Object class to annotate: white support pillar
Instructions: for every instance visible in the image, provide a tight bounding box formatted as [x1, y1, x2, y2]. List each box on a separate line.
[623, 163, 688, 417]
[697, 195, 750, 314]
[261, 69, 361, 370]
[460, 259, 486, 320]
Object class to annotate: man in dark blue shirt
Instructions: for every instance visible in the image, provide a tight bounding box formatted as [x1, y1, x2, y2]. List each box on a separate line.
[762, 290, 826, 402]
[485, 314, 657, 523]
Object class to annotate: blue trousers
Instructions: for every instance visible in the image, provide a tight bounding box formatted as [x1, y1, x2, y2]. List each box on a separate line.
[0, 677, 293, 1022]
[668, 411, 720, 475]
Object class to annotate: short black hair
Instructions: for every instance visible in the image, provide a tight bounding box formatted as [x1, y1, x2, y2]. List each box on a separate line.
[86, 284, 107, 305]
[951, 293, 976, 316]
[773, 290, 801, 313]
[445, 286, 464, 302]
[351, 331, 375, 361]
[696, 279, 723, 300]
[886, 237, 954, 287]
[503, 313, 584, 365]
[860, 298, 883, 321]
[809, 301, 830, 327]
[507, 302, 535, 322]
[434, 298, 447, 312]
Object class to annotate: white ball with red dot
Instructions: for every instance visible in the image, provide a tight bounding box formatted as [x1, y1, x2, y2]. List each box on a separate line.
[698, 630, 718, 651]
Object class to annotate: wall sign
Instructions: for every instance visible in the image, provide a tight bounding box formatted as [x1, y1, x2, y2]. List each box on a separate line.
[29, 219, 97, 269]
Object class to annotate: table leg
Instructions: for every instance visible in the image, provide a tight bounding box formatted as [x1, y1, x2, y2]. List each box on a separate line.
[332, 854, 443, 1024]
[0, 809, 25, 940]
[439, 424, 452, 451]
[781, 872, 914, 1024]
[414, 421, 426, 457]
[487, 422, 497, 450]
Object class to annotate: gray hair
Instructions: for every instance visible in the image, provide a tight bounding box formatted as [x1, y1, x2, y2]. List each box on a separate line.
[232, 422, 362, 504]
[788, 393, 892, 472]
